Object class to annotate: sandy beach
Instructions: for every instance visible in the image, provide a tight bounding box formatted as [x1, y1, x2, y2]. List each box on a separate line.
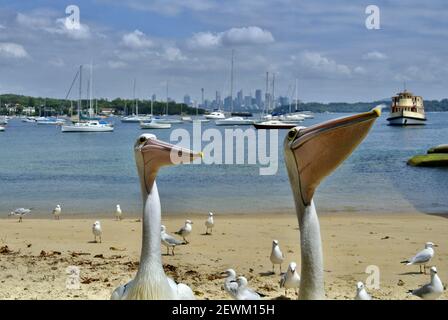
[0, 212, 446, 300]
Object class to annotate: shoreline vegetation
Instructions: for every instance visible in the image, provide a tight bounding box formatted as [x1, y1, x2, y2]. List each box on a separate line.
[0, 212, 446, 300]
[2, 94, 448, 116]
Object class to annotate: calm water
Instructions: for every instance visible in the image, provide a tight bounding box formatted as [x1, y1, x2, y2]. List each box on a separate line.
[1, 113, 447, 217]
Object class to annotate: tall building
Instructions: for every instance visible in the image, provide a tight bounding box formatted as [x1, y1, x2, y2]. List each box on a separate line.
[237, 90, 243, 108]
[215, 91, 221, 108]
[244, 95, 252, 108]
[183, 94, 191, 106]
[255, 89, 262, 108]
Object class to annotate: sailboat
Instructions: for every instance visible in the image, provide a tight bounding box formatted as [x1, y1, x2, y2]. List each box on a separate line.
[122, 79, 152, 123]
[61, 65, 114, 133]
[153, 81, 183, 124]
[140, 97, 171, 129]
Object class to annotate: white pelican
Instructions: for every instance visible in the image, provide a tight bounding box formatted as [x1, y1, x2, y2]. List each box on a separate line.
[161, 225, 184, 255]
[9, 208, 32, 222]
[355, 282, 372, 300]
[175, 220, 193, 243]
[221, 269, 238, 297]
[232, 276, 261, 300]
[111, 134, 201, 300]
[401, 242, 436, 274]
[408, 266, 444, 300]
[284, 108, 380, 300]
[92, 221, 102, 243]
[280, 262, 300, 296]
[52, 205, 61, 220]
[115, 204, 123, 221]
[270, 240, 284, 274]
[205, 212, 214, 234]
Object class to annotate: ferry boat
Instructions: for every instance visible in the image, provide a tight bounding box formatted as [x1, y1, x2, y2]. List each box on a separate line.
[387, 90, 426, 125]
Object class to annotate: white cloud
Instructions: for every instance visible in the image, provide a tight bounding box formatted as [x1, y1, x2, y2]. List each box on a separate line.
[122, 30, 154, 49]
[363, 51, 387, 60]
[300, 52, 351, 76]
[188, 26, 274, 49]
[107, 0, 215, 16]
[54, 18, 91, 40]
[164, 47, 187, 61]
[0, 42, 29, 59]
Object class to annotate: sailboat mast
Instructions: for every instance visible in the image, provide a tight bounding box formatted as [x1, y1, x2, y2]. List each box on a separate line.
[264, 72, 269, 116]
[133, 78, 137, 116]
[89, 63, 93, 117]
[230, 49, 234, 113]
[166, 81, 169, 115]
[78, 65, 82, 122]
[295, 78, 298, 112]
[150, 95, 154, 116]
[271, 73, 275, 112]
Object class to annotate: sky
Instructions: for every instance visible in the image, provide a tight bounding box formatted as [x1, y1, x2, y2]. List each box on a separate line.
[0, 0, 447, 103]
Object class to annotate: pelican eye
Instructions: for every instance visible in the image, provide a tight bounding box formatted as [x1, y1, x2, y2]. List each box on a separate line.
[287, 128, 299, 141]
[139, 136, 147, 143]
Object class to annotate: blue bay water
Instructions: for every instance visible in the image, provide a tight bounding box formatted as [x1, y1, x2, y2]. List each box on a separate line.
[0, 113, 447, 217]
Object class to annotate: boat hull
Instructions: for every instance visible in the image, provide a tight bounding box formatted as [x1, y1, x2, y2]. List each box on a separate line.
[387, 116, 426, 126]
[140, 123, 171, 129]
[215, 120, 254, 126]
[253, 122, 298, 129]
[61, 125, 114, 132]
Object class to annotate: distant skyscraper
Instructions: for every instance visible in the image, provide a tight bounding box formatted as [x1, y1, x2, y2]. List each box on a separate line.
[215, 91, 221, 108]
[244, 95, 252, 108]
[237, 90, 243, 108]
[255, 89, 262, 108]
[183, 94, 191, 106]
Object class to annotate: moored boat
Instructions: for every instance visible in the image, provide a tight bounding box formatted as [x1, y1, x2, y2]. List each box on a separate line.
[215, 117, 254, 126]
[140, 120, 171, 129]
[387, 90, 426, 125]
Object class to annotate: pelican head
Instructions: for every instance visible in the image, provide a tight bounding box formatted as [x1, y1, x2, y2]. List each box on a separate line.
[289, 262, 297, 273]
[356, 281, 365, 291]
[134, 134, 203, 196]
[284, 107, 381, 209]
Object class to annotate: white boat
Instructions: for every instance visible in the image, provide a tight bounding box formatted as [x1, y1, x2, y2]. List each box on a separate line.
[253, 120, 302, 129]
[283, 114, 305, 121]
[121, 115, 152, 123]
[36, 117, 66, 125]
[62, 120, 114, 132]
[181, 116, 193, 122]
[140, 120, 171, 129]
[387, 90, 426, 125]
[205, 111, 226, 119]
[0, 126, 5, 132]
[22, 117, 36, 123]
[153, 117, 183, 124]
[215, 117, 254, 126]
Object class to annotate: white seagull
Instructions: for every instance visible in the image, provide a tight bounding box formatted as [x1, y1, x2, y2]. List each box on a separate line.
[270, 240, 284, 274]
[233, 276, 261, 300]
[205, 212, 214, 235]
[9, 208, 32, 222]
[355, 282, 372, 300]
[409, 266, 444, 300]
[221, 269, 238, 298]
[52, 205, 61, 220]
[401, 242, 437, 274]
[111, 134, 201, 300]
[92, 221, 102, 243]
[175, 220, 193, 243]
[161, 225, 184, 255]
[115, 204, 123, 221]
[284, 108, 380, 299]
[280, 262, 301, 297]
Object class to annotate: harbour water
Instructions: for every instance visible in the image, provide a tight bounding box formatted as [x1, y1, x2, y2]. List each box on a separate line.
[0, 113, 447, 217]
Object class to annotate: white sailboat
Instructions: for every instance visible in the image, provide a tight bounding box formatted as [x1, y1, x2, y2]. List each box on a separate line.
[154, 81, 183, 124]
[62, 65, 114, 133]
[122, 79, 152, 123]
[140, 120, 171, 129]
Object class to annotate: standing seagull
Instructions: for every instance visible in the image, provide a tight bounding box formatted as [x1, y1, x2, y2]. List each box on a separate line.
[92, 221, 102, 243]
[401, 242, 436, 274]
[115, 204, 123, 221]
[408, 266, 444, 300]
[221, 269, 238, 297]
[52, 205, 61, 220]
[9, 208, 32, 222]
[280, 262, 301, 297]
[161, 225, 184, 255]
[270, 240, 284, 274]
[355, 282, 372, 300]
[233, 276, 261, 300]
[284, 108, 380, 300]
[205, 212, 214, 235]
[111, 134, 201, 300]
[175, 220, 193, 243]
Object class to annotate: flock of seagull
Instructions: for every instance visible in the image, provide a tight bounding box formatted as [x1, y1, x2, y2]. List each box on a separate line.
[5, 108, 446, 300]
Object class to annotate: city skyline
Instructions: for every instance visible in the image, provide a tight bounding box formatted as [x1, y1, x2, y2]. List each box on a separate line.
[0, 1, 447, 103]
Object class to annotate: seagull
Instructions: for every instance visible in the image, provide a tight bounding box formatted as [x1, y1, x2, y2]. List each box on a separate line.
[280, 262, 301, 297]
[401, 242, 437, 274]
[9, 208, 32, 222]
[92, 221, 102, 243]
[355, 282, 372, 300]
[115, 204, 123, 221]
[52, 205, 61, 220]
[284, 107, 380, 299]
[205, 212, 214, 234]
[233, 276, 261, 300]
[175, 220, 193, 243]
[161, 225, 184, 255]
[270, 240, 284, 274]
[221, 269, 238, 298]
[111, 134, 201, 300]
[408, 266, 444, 300]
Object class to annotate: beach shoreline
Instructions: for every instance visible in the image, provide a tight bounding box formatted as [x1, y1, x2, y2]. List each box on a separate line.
[0, 212, 446, 300]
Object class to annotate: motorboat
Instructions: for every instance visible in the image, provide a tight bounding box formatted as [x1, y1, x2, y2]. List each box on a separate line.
[140, 120, 171, 129]
[181, 116, 193, 122]
[36, 117, 66, 125]
[215, 117, 254, 126]
[121, 115, 152, 123]
[205, 111, 226, 119]
[61, 120, 114, 132]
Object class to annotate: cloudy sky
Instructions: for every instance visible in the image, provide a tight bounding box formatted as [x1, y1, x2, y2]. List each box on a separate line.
[0, 0, 447, 103]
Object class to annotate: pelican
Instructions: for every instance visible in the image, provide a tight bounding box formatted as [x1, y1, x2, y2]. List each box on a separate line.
[111, 134, 201, 300]
[280, 262, 300, 297]
[161, 225, 184, 255]
[92, 221, 102, 243]
[284, 108, 380, 300]
[52, 205, 61, 220]
[408, 266, 444, 300]
[175, 220, 193, 243]
[205, 212, 214, 235]
[270, 240, 284, 274]
[401, 242, 436, 274]
[115, 204, 123, 221]
[355, 282, 372, 300]
[221, 269, 238, 297]
[9, 208, 32, 222]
